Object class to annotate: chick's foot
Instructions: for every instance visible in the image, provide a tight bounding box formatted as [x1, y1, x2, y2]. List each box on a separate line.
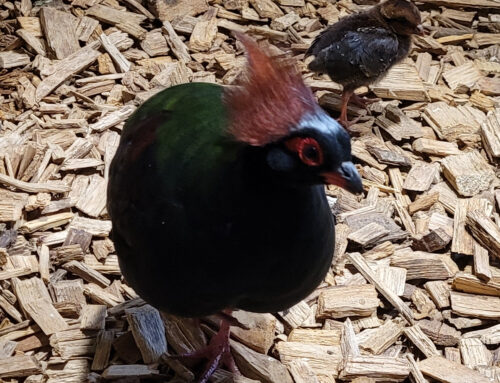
[338, 90, 361, 134]
[349, 93, 380, 112]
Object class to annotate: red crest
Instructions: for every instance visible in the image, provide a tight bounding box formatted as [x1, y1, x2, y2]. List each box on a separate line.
[224, 33, 317, 146]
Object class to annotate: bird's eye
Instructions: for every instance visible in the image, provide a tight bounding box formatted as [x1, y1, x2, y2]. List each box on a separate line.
[285, 137, 324, 167]
[302, 143, 320, 164]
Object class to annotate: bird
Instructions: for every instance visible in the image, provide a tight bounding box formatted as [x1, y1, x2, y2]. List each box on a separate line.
[107, 33, 362, 383]
[306, 0, 423, 129]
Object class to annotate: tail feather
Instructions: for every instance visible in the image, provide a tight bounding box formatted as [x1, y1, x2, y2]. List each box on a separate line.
[305, 27, 330, 58]
[305, 40, 318, 58]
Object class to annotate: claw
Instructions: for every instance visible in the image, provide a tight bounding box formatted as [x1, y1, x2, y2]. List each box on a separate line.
[337, 115, 361, 135]
[168, 318, 239, 383]
[349, 93, 380, 113]
[338, 90, 376, 134]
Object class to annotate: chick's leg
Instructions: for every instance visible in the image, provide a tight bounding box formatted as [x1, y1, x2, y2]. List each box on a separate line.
[338, 89, 352, 127]
[338, 89, 360, 131]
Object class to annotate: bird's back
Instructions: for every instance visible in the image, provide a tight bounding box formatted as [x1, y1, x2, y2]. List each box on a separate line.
[307, 12, 378, 58]
[307, 12, 410, 89]
[108, 83, 335, 317]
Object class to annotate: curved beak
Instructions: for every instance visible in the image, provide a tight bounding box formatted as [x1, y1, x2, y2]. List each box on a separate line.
[321, 161, 363, 194]
[416, 24, 425, 36]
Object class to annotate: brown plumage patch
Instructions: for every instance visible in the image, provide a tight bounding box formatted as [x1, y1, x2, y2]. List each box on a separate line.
[379, 0, 421, 36]
[380, 0, 420, 22]
[224, 33, 317, 147]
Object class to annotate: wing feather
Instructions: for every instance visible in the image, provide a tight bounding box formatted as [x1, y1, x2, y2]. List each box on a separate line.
[309, 27, 399, 82]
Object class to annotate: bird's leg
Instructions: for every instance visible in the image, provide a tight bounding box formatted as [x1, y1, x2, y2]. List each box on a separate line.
[349, 93, 380, 112]
[338, 89, 352, 127]
[197, 319, 238, 383]
[169, 313, 239, 383]
[337, 89, 360, 131]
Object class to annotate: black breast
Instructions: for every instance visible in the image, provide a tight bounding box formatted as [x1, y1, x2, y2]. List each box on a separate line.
[110, 144, 335, 317]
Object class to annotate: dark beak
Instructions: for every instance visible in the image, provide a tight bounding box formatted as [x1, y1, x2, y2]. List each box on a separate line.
[321, 162, 363, 194]
[416, 24, 425, 36]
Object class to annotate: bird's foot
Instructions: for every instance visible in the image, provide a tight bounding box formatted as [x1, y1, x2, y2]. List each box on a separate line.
[337, 115, 361, 135]
[169, 320, 238, 383]
[349, 93, 380, 113]
[339, 91, 363, 135]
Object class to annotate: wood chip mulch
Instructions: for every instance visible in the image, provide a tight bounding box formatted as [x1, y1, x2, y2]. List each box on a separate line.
[0, 0, 500, 382]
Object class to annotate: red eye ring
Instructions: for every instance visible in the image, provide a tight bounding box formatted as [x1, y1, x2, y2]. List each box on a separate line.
[285, 137, 324, 166]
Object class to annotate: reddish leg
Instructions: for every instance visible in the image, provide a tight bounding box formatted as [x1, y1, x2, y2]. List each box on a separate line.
[338, 89, 361, 131]
[349, 93, 380, 112]
[170, 315, 238, 383]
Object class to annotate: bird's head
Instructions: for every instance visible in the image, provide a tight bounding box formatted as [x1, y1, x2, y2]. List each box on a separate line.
[224, 33, 362, 194]
[379, 0, 423, 36]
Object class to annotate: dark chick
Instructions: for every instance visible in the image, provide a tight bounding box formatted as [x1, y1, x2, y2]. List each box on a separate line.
[306, 0, 423, 129]
[108, 34, 362, 383]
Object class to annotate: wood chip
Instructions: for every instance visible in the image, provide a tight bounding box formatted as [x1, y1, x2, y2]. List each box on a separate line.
[391, 251, 459, 280]
[0, 355, 41, 378]
[459, 338, 492, 369]
[442, 62, 483, 93]
[441, 151, 494, 197]
[2, 1, 500, 382]
[418, 355, 490, 383]
[91, 330, 114, 371]
[35, 45, 101, 102]
[451, 291, 500, 319]
[403, 162, 438, 192]
[102, 364, 159, 379]
[348, 222, 390, 247]
[466, 209, 500, 259]
[80, 305, 107, 330]
[276, 341, 341, 376]
[481, 109, 500, 158]
[424, 281, 451, 309]
[40, 7, 79, 59]
[340, 356, 410, 382]
[404, 324, 441, 357]
[371, 62, 428, 101]
[317, 285, 380, 319]
[452, 271, 500, 296]
[0, 52, 30, 69]
[348, 253, 414, 324]
[360, 319, 404, 355]
[13, 277, 68, 335]
[463, 323, 500, 345]
[126, 305, 167, 364]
